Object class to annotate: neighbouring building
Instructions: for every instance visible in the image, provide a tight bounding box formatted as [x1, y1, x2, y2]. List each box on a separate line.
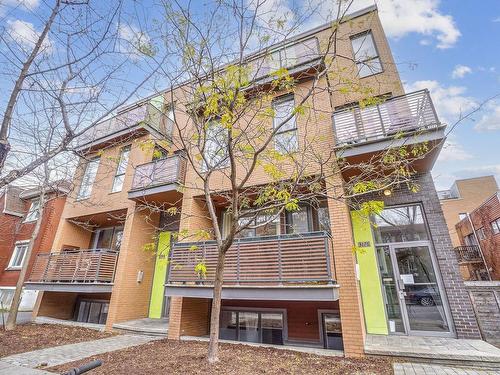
[455, 192, 500, 281]
[0, 184, 67, 310]
[438, 176, 499, 247]
[26, 5, 482, 357]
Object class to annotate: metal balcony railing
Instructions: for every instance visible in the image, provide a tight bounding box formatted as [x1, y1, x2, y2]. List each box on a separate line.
[454, 245, 483, 263]
[28, 249, 119, 284]
[332, 89, 441, 146]
[167, 231, 334, 286]
[249, 36, 321, 80]
[77, 102, 173, 148]
[130, 154, 186, 191]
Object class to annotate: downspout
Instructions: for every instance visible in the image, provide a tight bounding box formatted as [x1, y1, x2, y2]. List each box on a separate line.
[467, 213, 492, 281]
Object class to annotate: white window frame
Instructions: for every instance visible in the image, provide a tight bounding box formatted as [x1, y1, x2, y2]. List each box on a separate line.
[111, 146, 131, 193]
[24, 199, 40, 223]
[491, 218, 500, 235]
[476, 227, 486, 241]
[77, 157, 100, 200]
[350, 30, 383, 78]
[202, 120, 229, 171]
[7, 241, 29, 270]
[273, 95, 298, 154]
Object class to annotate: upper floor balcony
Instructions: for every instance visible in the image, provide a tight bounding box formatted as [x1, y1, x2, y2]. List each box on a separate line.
[332, 90, 445, 177]
[76, 101, 173, 151]
[128, 154, 187, 203]
[25, 249, 119, 293]
[165, 231, 339, 301]
[454, 245, 484, 264]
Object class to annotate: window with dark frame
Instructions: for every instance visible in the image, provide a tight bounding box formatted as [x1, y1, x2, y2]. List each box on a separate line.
[273, 95, 298, 154]
[350, 31, 383, 78]
[111, 146, 131, 193]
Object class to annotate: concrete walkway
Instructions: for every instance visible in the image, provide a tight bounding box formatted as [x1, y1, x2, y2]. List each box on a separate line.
[0, 360, 52, 375]
[394, 362, 500, 374]
[113, 317, 169, 336]
[1, 334, 159, 370]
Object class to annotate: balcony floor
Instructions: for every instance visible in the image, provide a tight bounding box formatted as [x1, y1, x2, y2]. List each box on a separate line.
[24, 282, 114, 293]
[165, 284, 340, 301]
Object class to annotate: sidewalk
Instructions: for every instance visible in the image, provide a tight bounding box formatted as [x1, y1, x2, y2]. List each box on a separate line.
[394, 363, 500, 375]
[1, 334, 159, 372]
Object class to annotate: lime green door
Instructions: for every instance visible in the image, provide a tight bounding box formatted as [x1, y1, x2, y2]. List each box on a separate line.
[149, 232, 171, 319]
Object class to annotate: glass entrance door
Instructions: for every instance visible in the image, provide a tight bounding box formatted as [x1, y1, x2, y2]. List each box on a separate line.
[393, 244, 450, 334]
[378, 243, 451, 335]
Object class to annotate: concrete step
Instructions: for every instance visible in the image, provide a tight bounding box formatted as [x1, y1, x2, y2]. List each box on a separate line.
[112, 318, 168, 337]
[365, 335, 500, 370]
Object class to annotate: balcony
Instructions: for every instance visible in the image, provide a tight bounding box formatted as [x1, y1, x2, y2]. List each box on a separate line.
[248, 36, 322, 85]
[76, 101, 173, 150]
[25, 249, 119, 293]
[454, 245, 484, 264]
[128, 154, 186, 202]
[165, 232, 339, 301]
[333, 90, 445, 177]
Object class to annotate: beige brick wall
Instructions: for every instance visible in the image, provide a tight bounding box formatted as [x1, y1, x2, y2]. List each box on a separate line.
[167, 297, 210, 339]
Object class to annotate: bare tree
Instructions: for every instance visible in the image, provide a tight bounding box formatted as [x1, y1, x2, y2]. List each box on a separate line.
[0, 0, 166, 187]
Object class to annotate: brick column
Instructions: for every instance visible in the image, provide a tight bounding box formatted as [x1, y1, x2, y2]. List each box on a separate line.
[326, 177, 365, 357]
[168, 296, 183, 339]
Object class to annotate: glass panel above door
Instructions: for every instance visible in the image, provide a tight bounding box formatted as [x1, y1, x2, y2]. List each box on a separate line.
[372, 205, 429, 243]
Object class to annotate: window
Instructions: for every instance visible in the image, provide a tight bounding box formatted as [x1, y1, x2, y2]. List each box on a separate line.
[351, 31, 383, 78]
[286, 206, 311, 234]
[236, 212, 280, 238]
[372, 205, 429, 244]
[491, 218, 500, 235]
[273, 95, 298, 154]
[203, 120, 229, 170]
[77, 157, 100, 200]
[90, 226, 123, 251]
[219, 309, 284, 345]
[476, 227, 486, 241]
[464, 233, 478, 246]
[8, 242, 29, 269]
[458, 213, 468, 221]
[111, 146, 130, 193]
[24, 199, 40, 222]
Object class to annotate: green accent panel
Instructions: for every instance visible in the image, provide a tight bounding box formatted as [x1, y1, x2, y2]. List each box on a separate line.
[149, 94, 164, 110]
[149, 232, 171, 319]
[351, 210, 388, 335]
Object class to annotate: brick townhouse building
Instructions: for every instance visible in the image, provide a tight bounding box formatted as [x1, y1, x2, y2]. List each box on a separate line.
[0, 184, 67, 310]
[26, 6, 481, 357]
[455, 192, 500, 281]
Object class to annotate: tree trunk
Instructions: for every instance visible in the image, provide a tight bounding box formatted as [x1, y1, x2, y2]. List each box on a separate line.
[207, 249, 226, 363]
[5, 193, 45, 330]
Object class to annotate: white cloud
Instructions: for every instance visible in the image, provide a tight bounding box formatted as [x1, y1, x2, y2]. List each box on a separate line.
[493, 16, 500, 23]
[344, 0, 461, 49]
[451, 164, 500, 183]
[118, 24, 152, 60]
[7, 19, 52, 52]
[437, 137, 473, 162]
[474, 101, 500, 131]
[246, 0, 295, 30]
[452, 65, 472, 79]
[405, 80, 477, 124]
[0, 0, 39, 15]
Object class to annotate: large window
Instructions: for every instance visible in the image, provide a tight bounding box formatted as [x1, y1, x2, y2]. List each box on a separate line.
[24, 199, 40, 222]
[219, 309, 284, 345]
[8, 241, 29, 269]
[111, 146, 131, 193]
[273, 95, 298, 154]
[74, 299, 109, 324]
[351, 31, 382, 78]
[491, 218, 500, 235]
[372, 205, 429, 244]
[203, 120, 229, 171]
[237, 212, 280, 238]
[90, 226, 123, 251]
[77, 157, 100, 200]
[286, 206, 312, 234]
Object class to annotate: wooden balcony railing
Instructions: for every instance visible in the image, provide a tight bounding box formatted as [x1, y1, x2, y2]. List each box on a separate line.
[28, 249, 119, 284]
[332, 89, 441, 146]
[130, 154, 186, 191]
[167, 231, 334, 286]
[454, 245, 484, 264]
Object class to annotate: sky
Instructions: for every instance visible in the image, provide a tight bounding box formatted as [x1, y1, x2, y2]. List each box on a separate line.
[1, 0, 499, 190]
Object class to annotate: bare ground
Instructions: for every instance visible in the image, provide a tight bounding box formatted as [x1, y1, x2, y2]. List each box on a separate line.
[49, 339, 394, 375]
[0, 323, 113, 358]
